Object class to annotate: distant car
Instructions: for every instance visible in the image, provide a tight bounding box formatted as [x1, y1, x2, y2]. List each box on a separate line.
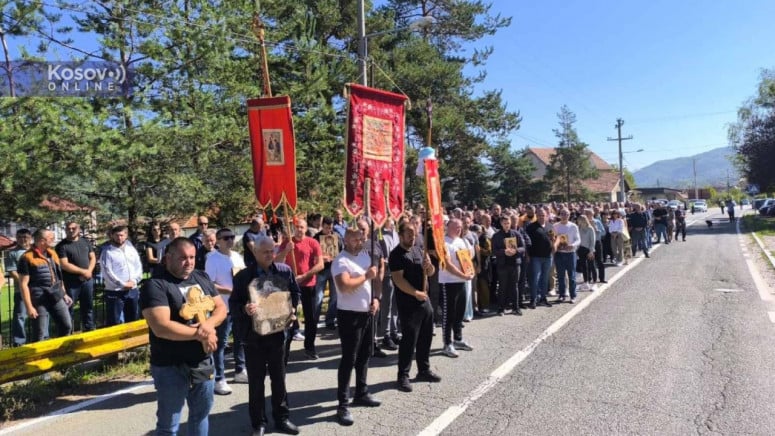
[693, 201, 708, 213]
[741, 199, 750, 206]
[667, 200, 683, 210]
[754, 198, 772, 211]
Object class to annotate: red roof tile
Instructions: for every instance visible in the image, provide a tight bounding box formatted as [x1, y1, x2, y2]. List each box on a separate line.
[527, 147, 612, 171]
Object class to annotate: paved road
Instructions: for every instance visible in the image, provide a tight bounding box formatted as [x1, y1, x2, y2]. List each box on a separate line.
[5, 209, 775, 436]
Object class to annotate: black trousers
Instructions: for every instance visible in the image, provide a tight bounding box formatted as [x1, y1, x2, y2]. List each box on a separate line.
[440, 282, 465, 346]
[496, 264, 519, 311]
[300, 286, 319, 352]
[397, 299, 433, 378]
[675, 222, 686, 240]
[244, 331, 289, 428]
[337, 309, 373, 405]
[590, 240, 605, 282]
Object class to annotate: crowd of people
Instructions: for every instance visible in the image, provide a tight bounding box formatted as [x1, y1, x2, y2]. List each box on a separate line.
[0, 199, 693, 435]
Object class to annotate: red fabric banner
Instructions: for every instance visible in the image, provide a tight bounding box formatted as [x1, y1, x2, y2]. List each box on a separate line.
[344, 84, 407, 226]
[247, 95, 297, 211]
[424, 159, 448, 270]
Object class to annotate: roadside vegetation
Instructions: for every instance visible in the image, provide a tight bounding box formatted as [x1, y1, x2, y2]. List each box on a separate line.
[0, 348, 149, 424]
[742, 214, 775, 236]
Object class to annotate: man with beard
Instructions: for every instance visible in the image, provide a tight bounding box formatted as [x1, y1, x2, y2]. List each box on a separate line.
[140, 237, 226, 435]
[100, 225, 143, 325]
[526, 209, 554, 308]
[333, 227, 382, 426]
[389, 222, 441, 393]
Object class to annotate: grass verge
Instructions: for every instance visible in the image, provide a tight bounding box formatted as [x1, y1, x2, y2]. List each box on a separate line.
[0, 346, 150, 424]
[741, 215, 775, 236]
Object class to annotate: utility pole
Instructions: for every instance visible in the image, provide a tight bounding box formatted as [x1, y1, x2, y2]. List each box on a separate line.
[693, 158, 698, 199]
[357, 0, 367, 86]
[607, 118, 633, 203]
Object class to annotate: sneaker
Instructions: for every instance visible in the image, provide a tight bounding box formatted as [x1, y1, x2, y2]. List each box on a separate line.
[442, 344, 459, 358]
[558, 295, 566, 302]
[304, 349, 319, 360]
[214, 379, 232, 395]
[416, 370, 442, 383]
[577, 283, 588, 291]
[547, 289, 558, 297]
[373, 346, 388, 358]
[615, 262, 623, 267]
[569, 298, 576, 304]
[528, 301, 537, 309]
[497, 310, 504, 316]
[233, 370, 249, 384]
[352, 393, 381, 407]
[397, 377, 412, 392]
[453, 340, 473, 351]
[292, 331, 305, 341]
[382, 336, 398, 351]
[336, 405, 354, 426]
[588, 284, 597, 292]
[539, 298, 553, 307]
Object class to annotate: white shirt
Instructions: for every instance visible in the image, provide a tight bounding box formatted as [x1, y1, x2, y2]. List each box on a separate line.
[608, 218, 625, 233]
[99, 241, 143, 291]
[205, 250, 246, 308]
[438, 236, 470, 284]
[553, 221, 581, 253]
[331, 250, 372, 312]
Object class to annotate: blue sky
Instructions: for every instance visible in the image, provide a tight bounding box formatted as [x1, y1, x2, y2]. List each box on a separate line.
[466, 0, 775, 171]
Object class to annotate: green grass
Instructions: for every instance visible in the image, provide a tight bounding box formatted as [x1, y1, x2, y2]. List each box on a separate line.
[742, 215, 775, 236]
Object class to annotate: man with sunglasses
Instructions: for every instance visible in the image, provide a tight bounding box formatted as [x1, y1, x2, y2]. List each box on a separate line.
[190, 215, 210, 270]
[206, 228, 248, 395]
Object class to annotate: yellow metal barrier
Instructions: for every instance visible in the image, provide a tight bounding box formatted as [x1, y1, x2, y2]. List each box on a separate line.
[0, 320, 149, 384]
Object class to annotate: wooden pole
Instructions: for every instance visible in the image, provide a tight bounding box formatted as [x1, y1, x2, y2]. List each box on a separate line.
[252, 14, 273, 98]
[283, 200, 298, 275]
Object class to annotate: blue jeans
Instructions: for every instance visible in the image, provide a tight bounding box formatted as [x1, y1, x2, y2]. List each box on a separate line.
[214, 313, 245, 380]
[554, 252, 577, 299]
[316, 269, 337, 326]
[654, 223, 667, 243]
[67, 279, 95, 331]
[12, 292, 28, 345]
[529, 256, 552, 302]
[151, 363, 214, 436]
[104, 288, 140, 326]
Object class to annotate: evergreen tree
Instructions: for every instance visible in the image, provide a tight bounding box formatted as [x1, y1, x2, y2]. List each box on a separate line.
[544, 105, 598, 202]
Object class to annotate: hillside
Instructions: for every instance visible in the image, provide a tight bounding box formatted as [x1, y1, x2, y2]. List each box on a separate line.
[632, 146, 739, 188]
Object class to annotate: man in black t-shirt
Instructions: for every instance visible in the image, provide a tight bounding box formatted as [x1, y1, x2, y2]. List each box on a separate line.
[55, 222, 96, 331]
[140, 237, 226, 436]
[525, 209, 554, 308]
[389, 222, 441, 393]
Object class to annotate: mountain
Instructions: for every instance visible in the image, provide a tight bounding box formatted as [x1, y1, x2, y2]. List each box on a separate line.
[632, 146, 739, 189]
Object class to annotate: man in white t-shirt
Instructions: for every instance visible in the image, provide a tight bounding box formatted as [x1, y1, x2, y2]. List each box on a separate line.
[553, 209, 581, 303]
[332, 227, 382, 426]
[438, 218, 476, 358]
[205, 228, 247, 395]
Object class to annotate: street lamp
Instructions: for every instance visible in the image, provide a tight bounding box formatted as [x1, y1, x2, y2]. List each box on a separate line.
[357, 5, 434, 86]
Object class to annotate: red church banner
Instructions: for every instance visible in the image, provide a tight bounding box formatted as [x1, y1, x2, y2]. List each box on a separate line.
[247, 95, 297, 211]
[424, 158, 448, 270]
[343, 84, 407, 226]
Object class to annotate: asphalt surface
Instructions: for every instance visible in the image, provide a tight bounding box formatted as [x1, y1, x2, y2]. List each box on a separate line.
[5, 209, 775, 436]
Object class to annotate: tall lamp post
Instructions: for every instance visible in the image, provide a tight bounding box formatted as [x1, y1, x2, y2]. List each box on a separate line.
[357, 0, 434, 87]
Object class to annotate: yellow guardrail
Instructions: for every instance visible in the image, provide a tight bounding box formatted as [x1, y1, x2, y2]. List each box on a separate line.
[0, 320, 149, 384]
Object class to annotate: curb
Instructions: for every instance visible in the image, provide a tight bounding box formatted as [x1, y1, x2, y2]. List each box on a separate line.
[751, 231, 775, 271]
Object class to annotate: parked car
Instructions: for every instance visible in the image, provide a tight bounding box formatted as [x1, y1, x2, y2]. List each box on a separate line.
[693, 201, 708, 213]
[760, 199, 775, 215]
[741, 199, 750, 206]
[754, 198, 772, 211]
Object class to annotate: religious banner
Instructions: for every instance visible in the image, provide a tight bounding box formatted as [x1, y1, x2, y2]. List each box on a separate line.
[246, 95, 297, 211]
[424, 158, 448, 270]
[343, 83, 407, 226]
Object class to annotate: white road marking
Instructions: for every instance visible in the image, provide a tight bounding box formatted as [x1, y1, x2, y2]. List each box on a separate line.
[713, 288, 745, 293]
[769, 312, 775, 324]
[419, 246, 661, 436]
[0, 381, 153, 435]
[737, 218, 774, 304]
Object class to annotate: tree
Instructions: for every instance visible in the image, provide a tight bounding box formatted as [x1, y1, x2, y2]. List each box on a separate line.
[488, 143, 540, 205]
[544, 105, 598, 202]
[730, 69, 775, 192]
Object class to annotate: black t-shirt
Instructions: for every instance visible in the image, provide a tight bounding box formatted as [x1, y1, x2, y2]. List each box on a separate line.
[139, 269, 218, 366]
[652, 207, 668, 224]
[55, 238, 93, 287]
[145, 239, 165, 277]
[526, 221, 553, 258]
[388, 244, 426, 306]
